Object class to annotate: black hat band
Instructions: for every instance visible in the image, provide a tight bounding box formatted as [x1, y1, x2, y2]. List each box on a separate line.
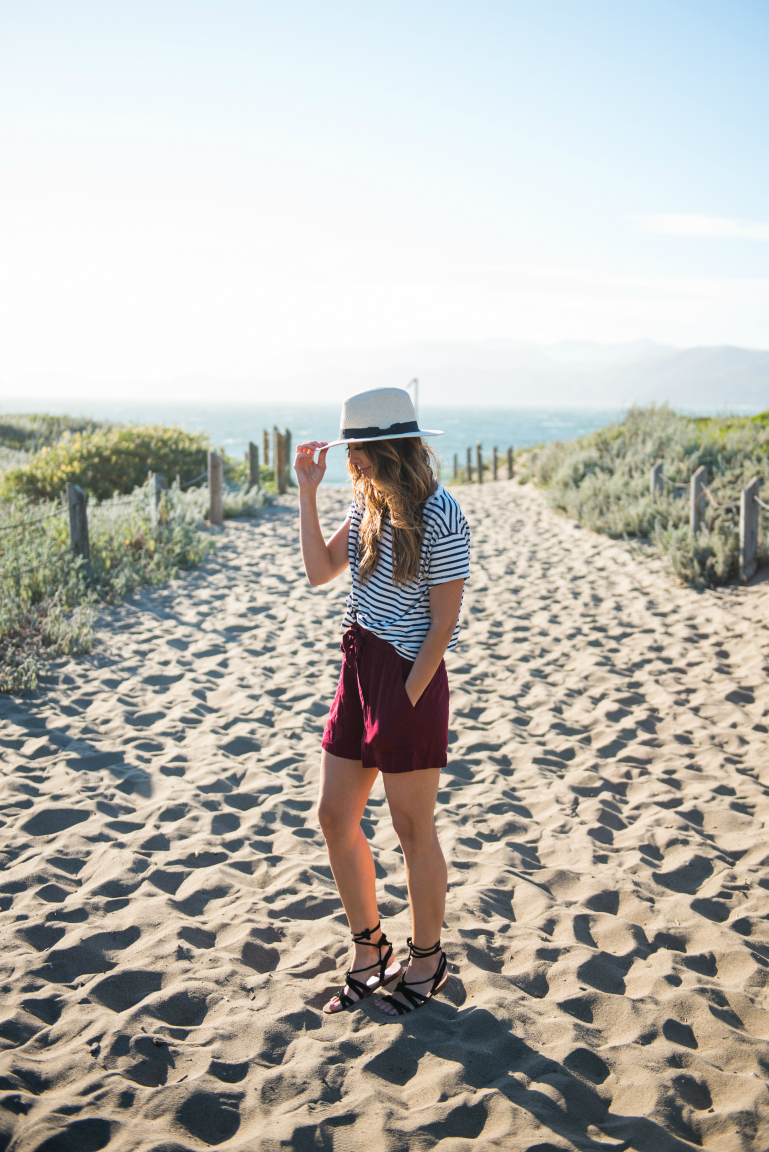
[341, 419, 420, 439]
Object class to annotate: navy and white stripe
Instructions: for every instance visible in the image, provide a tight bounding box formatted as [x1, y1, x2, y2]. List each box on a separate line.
[342, 485, 470, 658]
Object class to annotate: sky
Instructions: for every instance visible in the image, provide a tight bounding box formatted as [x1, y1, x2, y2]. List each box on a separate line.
[1, 0, 768, 399]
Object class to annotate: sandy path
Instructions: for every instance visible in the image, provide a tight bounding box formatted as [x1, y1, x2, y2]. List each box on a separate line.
[2, 480, 769, 1151]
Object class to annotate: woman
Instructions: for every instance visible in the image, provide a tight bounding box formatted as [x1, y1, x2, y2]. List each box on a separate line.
[294, 387, 470, 1016]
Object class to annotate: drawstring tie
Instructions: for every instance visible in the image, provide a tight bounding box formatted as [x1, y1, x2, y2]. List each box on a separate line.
[341, 623, 366, 707]
[341, 621, 364, 660]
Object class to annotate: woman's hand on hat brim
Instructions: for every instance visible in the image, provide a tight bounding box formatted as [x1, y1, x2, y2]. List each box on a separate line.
[294, 441, 328, 492]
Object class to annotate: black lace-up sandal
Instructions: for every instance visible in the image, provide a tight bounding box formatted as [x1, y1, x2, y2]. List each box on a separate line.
[374, 937, 448, 1015]
[322, 922, 402, 1015]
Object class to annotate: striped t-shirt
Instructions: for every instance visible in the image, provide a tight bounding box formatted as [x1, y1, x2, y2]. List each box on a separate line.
[342, 485, 470, 658]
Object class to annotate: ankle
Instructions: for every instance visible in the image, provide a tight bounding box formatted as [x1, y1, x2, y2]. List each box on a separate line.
[351, 926, 384, 966]
[351, 923, 383, 949]
[408, 953, 438, 970]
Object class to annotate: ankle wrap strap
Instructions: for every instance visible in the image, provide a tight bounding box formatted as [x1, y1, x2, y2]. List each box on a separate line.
[352, 922, 382, 945]
[407, 936, 442, 959]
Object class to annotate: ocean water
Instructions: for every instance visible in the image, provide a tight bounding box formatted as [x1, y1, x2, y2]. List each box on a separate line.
[5, 401, 626, 486]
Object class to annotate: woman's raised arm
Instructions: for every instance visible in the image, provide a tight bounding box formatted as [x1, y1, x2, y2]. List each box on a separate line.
[294, 441, 351, 586]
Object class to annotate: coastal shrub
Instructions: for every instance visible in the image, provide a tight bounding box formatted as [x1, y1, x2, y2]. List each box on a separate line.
[1, 421, 293, 501]
[529, 405, 769, 589]
[0, 424, 210, 502]
[0, 412, 105, 453]
[0, 480, 212, 692]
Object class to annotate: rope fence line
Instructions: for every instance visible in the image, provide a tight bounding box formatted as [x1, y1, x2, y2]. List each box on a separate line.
[0, 552, 71, 581]
[662, 474, 689, 490]
[180, 471, 207, 489]
[0, 505, 68, 533]
[701, 486, 740, 512]
[650, 460, 767, 582]
[0, 492, 147, 537]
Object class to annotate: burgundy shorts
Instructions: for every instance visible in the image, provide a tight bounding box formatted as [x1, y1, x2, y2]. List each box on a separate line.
[321, 623, 450, 773]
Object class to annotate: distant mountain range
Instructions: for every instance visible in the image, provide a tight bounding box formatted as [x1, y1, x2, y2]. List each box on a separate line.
[268, 340, 769, 410]
[7, 340, 769, 411]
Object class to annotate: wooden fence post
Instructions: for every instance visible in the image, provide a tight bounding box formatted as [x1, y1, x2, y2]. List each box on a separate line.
[149, 472, 168, 528]
[650, 460, 663, 499]
[466, 447, 473, 483]
[274, 431, 287, 494]
[284, 429, 292, 488]
[247, 442, 260, 490]
[453, 454, 458, 482]
[476, 443, 483, 484]
[208, 451, 224, 525]
[507, 446, 514, 480]
[740, 476, 760, 583]
[690, 465, 707, 533]
[279, 431, 287, 493]
[66, 483, 91, 576]
[263, 429, 269, 468]
[492, 447, 498, 481]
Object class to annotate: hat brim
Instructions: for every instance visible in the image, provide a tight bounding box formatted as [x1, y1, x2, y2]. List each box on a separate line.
[324, 429, 444, 449]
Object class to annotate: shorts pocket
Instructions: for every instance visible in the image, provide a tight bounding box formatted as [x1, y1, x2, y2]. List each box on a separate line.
[399, 658, 421, 711]
[401, 679, 418, 711]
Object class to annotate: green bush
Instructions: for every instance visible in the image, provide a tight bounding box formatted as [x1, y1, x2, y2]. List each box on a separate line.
[529, 405, 769, 589]
[1, 420, 295, 502]
[0, 412, 105, 453]
[0, 424, 210, 502]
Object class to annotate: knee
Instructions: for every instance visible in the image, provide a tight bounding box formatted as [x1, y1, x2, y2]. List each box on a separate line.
[317, 799, 357, 844]
[391, 812, 436, 855]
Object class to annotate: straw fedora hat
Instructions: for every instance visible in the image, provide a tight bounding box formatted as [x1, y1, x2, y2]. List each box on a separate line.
[325, 387, 443, 448]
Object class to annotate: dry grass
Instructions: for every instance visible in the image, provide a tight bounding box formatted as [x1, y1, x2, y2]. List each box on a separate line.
[524, 404, 769, 588]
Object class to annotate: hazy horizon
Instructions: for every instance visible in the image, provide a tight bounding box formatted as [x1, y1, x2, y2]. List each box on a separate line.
[4, 336, 767, 410]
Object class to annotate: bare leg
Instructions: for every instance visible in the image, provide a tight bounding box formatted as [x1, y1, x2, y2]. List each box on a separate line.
[374, 767, 447, 1015]
[317, 751, 399, 1010]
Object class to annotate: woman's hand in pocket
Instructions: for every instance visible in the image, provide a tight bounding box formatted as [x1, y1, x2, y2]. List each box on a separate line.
[404, 677, 422, 708]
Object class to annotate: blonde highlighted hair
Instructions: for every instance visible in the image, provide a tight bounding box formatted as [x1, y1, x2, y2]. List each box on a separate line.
[348, 437, 437, 586]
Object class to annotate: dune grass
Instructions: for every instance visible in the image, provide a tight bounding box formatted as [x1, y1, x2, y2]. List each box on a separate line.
[522, 404, 769, 589]
[0, 481, 215, 692]
[0, 477, 271, 693]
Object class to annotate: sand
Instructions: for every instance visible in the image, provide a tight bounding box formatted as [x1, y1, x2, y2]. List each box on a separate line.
[2, 479, 769, 1152]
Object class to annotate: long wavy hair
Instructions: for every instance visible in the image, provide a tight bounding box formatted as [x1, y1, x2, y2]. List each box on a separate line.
[348, 437, 437, 586]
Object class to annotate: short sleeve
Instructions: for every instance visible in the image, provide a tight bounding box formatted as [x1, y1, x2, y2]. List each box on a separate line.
[347, 499, 357, 520]
[427, 530, 470, 587]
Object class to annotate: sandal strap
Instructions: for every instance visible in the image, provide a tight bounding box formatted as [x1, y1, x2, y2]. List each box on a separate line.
[328, 924, 399, 1012]
[336, 970, 371, 1008]
[348, 939, 393, 977]
[407, 936, 442, 959]
[378, 949, 447, 1015]
[400, 950, 447, 994]
[349, 924, 393, 986]
[383, 982, 426, 1014]
[352, 922, 381, 944]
